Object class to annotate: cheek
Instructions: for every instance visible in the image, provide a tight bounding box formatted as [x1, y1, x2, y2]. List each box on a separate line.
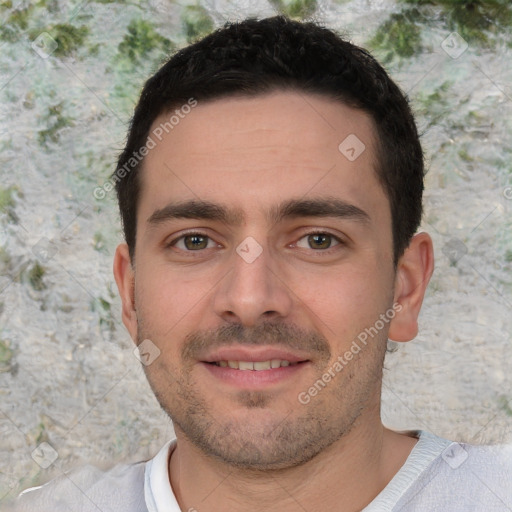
[134, 258, 233, 362]
[134, 265, 207, 336]
[290, 263, 392, 343]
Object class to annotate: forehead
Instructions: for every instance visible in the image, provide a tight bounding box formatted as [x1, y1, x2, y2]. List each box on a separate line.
[138, 91, 388, 228]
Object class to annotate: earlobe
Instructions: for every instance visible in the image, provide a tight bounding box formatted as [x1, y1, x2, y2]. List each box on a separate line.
[113, 243, 138, 342]
[388, 232, 434, 342]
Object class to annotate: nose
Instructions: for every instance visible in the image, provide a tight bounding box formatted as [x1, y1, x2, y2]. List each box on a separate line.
[212, 237, 294, 327]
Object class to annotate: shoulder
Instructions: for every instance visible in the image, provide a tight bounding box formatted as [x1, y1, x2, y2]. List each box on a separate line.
[14, 460, 148, 512]
[397, 435, 512, 511]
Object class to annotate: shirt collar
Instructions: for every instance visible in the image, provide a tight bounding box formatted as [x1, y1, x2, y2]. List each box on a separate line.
[144, 438, 181, 512]
[144, 431, 447, 511]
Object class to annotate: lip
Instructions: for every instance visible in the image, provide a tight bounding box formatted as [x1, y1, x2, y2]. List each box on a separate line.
[201, 346, 310, 364]
[199, 346, 312, 389]
[199, 346, 312, 390]
[200, 360, 311, 388]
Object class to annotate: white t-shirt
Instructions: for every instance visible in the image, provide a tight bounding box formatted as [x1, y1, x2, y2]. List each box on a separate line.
[12, 430, 512, 511]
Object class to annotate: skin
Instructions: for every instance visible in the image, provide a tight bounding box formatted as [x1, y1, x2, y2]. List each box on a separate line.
[114, 91, 434, 511]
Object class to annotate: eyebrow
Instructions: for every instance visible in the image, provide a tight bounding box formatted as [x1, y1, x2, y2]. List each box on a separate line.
[146, 197, 371, 228]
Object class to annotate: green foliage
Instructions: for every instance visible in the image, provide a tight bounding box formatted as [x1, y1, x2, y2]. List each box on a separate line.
[48, 23, 90, 57]
[113, 19, 174, 114]
[452, 5, 511, 45]
[118, 19, 173, 63]
[91, 296, 108, 313]
[4, 5, 30, 29]
[181, 4, 214, 43]
[38, 102, 74, 148]
[0, 338, 14, 372]
[0, 0, 89, 52]
[93, 231, 108, 253]
[0, 247, 11, 269]
[412, 0, 512, 42]
[368, 10, 422, 62]
[269, 0, 318, 19]
[414, 81, 452, 127]
[0, 185, 21, 223]
[91, 290, 117, 334]
[498, 395, 512, 416]
[371, 0, 512, 60]
[27, 262, 46, 291]
[26, 23, 89, 57]
[401, 0, 510, 12]
[0, 4, 33, 42]
[458, 148, 473, 162]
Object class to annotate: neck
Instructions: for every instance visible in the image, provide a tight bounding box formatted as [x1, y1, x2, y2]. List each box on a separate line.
[168, 414, 418, 512]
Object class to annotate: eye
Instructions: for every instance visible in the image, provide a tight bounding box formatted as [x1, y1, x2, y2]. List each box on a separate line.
[169, 232, 217, 251]
[295, 232, 341, 250]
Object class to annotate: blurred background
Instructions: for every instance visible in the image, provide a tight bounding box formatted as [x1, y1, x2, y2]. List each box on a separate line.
[1, 0, 511, 505]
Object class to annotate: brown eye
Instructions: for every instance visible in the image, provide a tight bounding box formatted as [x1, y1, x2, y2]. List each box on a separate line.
[183, 234, 209, 250]
[169, 233, 215, 251]
[308, 233, 332, 249]
[296, 232, 341, 250]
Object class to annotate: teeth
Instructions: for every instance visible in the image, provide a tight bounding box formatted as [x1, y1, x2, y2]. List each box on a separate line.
[215, 360, 296, 370]
[253, 361, 271, 370]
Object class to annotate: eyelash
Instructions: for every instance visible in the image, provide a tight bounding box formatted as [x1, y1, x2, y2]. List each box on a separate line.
[166, 230, 344, 253]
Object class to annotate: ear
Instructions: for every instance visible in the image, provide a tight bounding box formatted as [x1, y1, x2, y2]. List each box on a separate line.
[113, 243, 138, 343]
[388, 232, 434, 342]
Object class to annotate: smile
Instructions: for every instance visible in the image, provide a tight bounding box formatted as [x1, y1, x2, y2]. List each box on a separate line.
[201, 359, 310, 389]
[209, 360, 300, 370]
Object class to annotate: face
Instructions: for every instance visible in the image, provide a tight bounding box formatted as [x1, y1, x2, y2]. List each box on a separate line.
[117, 91, 400, 470]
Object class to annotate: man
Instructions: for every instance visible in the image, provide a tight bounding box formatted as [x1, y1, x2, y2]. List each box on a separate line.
[15, 15, 511, 512]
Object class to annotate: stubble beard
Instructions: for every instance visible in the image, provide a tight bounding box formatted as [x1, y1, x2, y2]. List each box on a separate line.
[137, 322, 387, 472]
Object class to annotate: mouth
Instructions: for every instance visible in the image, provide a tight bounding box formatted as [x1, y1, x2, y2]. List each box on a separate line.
[205, 359, 305, 370]
[200, 348, 311, 388]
